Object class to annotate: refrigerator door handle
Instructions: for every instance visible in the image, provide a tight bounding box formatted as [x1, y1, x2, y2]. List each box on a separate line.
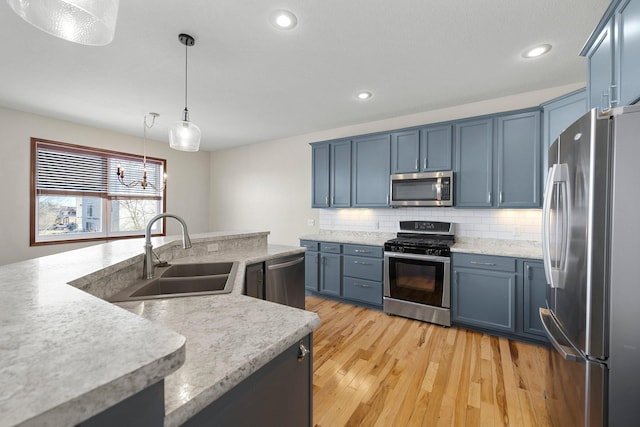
[542, 165, 556, 286]
[540, 308, 580, 362]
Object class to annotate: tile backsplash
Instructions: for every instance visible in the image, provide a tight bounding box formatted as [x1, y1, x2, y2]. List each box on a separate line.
[319, 208, 542, 242]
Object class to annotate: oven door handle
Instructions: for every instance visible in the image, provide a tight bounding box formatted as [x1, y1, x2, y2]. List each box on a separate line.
[384, 251, 451, 263]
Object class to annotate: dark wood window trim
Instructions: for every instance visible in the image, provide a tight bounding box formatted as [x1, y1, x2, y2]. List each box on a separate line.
[30, 138, 167, 246]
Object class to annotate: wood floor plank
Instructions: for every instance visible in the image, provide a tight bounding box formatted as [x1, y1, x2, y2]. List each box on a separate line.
[306, 296, 551, 427]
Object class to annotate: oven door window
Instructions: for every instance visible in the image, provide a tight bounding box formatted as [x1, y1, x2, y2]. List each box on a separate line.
[388, 257, 444, 306]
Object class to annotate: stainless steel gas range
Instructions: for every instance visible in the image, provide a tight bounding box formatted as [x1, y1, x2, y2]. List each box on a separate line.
[383, 221, 454, 327]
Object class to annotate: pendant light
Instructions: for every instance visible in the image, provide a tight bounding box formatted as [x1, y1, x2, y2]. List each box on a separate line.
[169, 33, 201, 152]
[7, 0, 119, 46]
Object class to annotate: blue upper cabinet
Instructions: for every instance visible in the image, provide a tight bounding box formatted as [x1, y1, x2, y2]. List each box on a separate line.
[455, 118, 493, 207]
[391, 126, 452, 174]
[311, 143, 330, 207]
[455, 110, 541, 208]
[617, 0, 640, 105]
[330, 140, 352, 207]
[496, 111, 541, 208]
[390, 129, 420, 174]
[352, 134, 391, 207]
[585, 17, 615, 112]
[311, 140, 351, 208]
[582, 0, 640, 111]
[420, 124, 452, 172]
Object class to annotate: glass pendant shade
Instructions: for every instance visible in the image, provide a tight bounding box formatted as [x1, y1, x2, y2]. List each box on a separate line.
[169, 119, 201, 152]
[7, 0, 119, 46]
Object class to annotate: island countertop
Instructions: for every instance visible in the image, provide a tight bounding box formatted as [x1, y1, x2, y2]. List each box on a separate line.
[0, 231, 319, 427]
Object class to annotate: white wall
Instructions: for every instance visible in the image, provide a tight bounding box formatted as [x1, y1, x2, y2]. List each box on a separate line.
[209, 83, 583, 245]
[0, 107, 211, 265]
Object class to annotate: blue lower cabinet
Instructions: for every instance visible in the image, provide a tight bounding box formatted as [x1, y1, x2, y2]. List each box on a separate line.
[452, 268, 517, 333]
[301, 241, 383, 307]
[451, 253, 547, 343]
[183, 335, 312, 427]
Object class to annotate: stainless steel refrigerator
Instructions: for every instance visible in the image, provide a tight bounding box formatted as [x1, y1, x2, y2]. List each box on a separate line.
[541, 105, 640, 426]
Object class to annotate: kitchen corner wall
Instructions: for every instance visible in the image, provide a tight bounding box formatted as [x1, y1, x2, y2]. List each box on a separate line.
[209, 83, 582, 246]
[319, 208, 542, 241]
[0, 107, 211, 266]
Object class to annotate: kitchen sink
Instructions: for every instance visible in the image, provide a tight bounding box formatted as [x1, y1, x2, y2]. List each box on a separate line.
[108, 261, 238, 302]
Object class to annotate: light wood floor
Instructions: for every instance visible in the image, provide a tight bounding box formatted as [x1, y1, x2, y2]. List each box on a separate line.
[306, 296, 551, 427]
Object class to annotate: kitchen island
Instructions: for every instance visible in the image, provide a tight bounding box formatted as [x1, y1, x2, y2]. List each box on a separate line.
[0, 231, 319, 427]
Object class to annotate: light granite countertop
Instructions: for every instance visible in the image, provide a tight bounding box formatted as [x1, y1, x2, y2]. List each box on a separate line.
[452, 237, 543, 259]
[0, 231, 319, 427]
[115, 244, 320, 427]
[300, 230, 395, 247]
[299, 231, 543, 259]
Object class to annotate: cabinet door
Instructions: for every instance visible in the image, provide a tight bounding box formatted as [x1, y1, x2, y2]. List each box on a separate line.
[496, 111, 541, 208]
[391, 129, 420, 174]
[330, 140, 352, 207]
[421, 124, 452, 171]
[587, 19, 615, 112]
[523, 261, 547, 337]
[304, 251, 319, 292]
[455, 118, 493, 207]
[617, 0, 640, 105]
[320, 253, 341, 296]
[452, 267, 517, 333]
[311, 144, 330, 207]
[541, 89, 587, 177]
[352, 134, 391, 207]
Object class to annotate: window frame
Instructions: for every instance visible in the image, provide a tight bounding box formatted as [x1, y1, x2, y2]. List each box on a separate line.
[30, 138, 167, 246]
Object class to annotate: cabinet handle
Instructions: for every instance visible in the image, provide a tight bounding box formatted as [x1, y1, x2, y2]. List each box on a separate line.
[424, 157, 428, 170]
[610, 85, 618, 106]
[499, 191, 504, 204]
[470, 261, 497, 266]
[331, 196, 335, 205]
[386, 194, 390, 204]
[526, 264, 532, 280]
[325, 195, 329, 205]
[354, 249, 370, 253]
[601, 91, 610, 112]
[415, 159, 419, 170]
[353, 261, 371, 265]
[487, 192, 492, 204]
[355, 283, 372, 288]
[298, 341, 310, 362]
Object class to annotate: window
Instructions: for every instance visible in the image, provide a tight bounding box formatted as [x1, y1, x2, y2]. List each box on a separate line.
[31, 138, 167, 245]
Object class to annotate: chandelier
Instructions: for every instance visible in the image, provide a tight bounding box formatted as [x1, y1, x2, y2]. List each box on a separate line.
[116, 113, 165, 190]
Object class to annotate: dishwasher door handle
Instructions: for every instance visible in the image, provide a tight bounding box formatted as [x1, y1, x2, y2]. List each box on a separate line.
[267, 256, 304, 271]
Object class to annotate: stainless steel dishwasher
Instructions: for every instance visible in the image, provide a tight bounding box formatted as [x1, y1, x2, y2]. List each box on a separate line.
[245, 254, 306, 309]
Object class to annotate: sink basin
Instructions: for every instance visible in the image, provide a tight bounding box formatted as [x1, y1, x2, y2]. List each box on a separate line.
[108, 261, 238, 302]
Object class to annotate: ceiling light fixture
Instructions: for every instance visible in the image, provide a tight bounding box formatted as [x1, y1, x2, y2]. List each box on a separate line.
[271, 10, 298, 30]
[116, 113, 166, 190]
[6, 0, 119, 46]
[523, 44, 552, 59]
[169, 33, 201, 152]
[356, 91, 373, 100]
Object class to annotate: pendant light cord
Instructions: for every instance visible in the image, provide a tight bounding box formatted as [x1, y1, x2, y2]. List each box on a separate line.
[184, 40, 189, 120]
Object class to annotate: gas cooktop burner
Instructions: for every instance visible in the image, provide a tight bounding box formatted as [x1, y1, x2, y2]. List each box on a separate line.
[384, 221, 455, 257]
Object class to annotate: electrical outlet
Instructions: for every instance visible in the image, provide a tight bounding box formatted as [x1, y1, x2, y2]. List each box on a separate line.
[207, 243, 219, 252]
[307, 218, 315, 226]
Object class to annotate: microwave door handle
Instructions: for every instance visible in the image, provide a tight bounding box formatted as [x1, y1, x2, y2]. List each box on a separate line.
[435, 178, 442, 201]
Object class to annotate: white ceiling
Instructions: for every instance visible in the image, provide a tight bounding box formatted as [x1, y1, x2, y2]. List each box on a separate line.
[0, 0, 610, 151]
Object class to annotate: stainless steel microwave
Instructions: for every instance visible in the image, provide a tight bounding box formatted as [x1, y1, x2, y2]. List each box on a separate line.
[390, 171, 453, 207]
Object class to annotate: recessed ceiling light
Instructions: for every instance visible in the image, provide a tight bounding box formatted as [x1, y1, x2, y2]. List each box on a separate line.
[523, 44, 552, 58]
[270, 10, 297, 30]
[356, 91, 373, 100]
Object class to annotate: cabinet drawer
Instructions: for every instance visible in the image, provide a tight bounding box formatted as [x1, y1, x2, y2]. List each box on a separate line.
[300, 240, 319, 251]
[343, 244, 383, 258]
[452, 253, 516, 272]
[343, 277, 382, 305]
[343, 256, 383, 281]
[320, 243, 341, 254]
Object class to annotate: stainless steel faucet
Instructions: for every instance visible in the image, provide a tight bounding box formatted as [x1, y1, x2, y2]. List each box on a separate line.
[143, 213, 192, 279]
